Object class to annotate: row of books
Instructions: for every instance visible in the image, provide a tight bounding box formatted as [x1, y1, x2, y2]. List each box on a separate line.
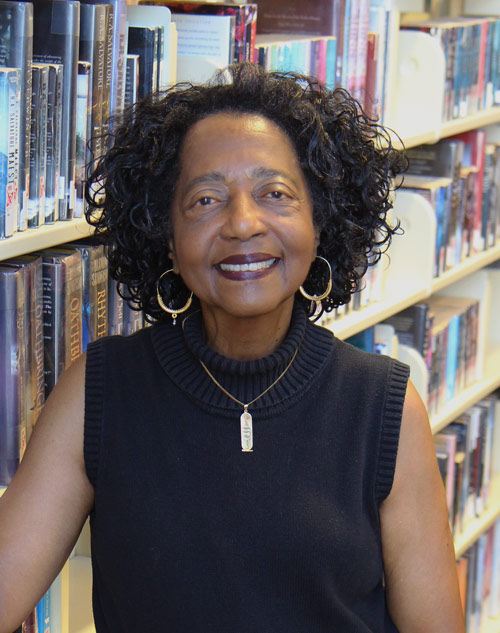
[458, 513, 500, 633]
[254, 0, 398, 123]
[402, 15, 500, 123]
[0, 0, 128, 236]
[404, 129, 500, 275]
[345, 293, 480, 416]
[434, 394, 499, 539]
[0, 240, 144, 487]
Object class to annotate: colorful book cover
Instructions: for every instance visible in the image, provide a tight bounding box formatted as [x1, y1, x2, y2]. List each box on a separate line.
[33, 0, 80, 221]
[0, 67, 20, 239]
[0, 1, 33, 231]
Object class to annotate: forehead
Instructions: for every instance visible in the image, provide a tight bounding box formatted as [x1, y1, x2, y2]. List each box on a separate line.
[178, 112, 302, 175]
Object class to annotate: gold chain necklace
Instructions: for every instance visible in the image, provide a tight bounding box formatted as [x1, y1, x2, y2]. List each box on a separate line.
[199, 347, 299, 453]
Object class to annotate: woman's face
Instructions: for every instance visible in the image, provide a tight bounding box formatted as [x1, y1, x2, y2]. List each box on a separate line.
[169, 112, 319, 322]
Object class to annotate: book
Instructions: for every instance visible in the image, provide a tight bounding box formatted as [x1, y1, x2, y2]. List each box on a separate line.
[0, 1, 33, 231]
[382, 303, 430, 356]
[125, 54, 140, 108]
[41, 249, 83, 397]
[80, 0, 128, 117]
[79, 3, 106, 171]
[146, 1, 258, 64]
[3, 255, 45, 438]
[0, 263, 27, 485]
[33, 0, 80, 221]
[43, 63, 63, 223]
[64, 241, 108, 350]
[75, 61, 91, 219]
[127, 25, 158, 100]
[28, 63, 49, 229]
[255, 0, 339, 37]
[170, 12, 236, 84]
[0, 67, 20, 239]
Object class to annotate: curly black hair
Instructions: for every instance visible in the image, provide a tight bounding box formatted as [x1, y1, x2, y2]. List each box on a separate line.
[85, 62, 407, 322]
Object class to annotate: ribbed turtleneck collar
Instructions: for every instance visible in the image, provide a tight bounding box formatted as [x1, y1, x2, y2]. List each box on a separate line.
[150, 302, 335, 419]
[181, 301, 307, 378]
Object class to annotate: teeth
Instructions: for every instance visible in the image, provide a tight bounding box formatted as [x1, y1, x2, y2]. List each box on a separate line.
[219, 258, 276, 272]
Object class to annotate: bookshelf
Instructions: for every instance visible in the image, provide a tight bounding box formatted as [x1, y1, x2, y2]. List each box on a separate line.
[1, 1, 500, 632]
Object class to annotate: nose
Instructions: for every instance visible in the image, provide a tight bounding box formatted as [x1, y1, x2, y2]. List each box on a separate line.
[220, 192, 267, 241]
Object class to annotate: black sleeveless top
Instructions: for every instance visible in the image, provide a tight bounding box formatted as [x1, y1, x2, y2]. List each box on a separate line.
[84, 304, 409, 632]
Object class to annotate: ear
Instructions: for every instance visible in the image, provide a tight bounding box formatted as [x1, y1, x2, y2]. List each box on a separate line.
[168, 238, 179, 274]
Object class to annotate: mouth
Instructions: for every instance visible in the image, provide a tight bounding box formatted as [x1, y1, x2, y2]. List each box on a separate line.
[216, 254, 279, 279]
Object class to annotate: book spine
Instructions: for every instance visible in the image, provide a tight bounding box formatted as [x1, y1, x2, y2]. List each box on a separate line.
[0, 2, 33, 232]
[63, 252, 83, 369]
[0, 267, 26, 485]
[109, 0, 128, 116]
[33, 0, 80, 221]
[75, 61, 91, 219]
[42, 260, 62, 397]
[0, 68, 20, 238]
[28, 65, 41, 228]
[38, 65, 49, 226]
[102, 4, 114, 145]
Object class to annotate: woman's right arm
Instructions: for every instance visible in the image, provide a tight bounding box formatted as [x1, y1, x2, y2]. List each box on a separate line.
[0, 354, 94, 633]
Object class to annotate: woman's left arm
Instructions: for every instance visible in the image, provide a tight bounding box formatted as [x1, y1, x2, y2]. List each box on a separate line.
[380, 380, 465, 633]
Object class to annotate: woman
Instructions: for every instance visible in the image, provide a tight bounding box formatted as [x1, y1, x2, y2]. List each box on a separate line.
[0, 64, 464, 632]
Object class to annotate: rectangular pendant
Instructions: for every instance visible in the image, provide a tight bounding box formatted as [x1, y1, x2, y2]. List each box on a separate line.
[240, 410, 253, 452]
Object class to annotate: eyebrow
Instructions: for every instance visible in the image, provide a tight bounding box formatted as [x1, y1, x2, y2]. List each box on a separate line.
[184, 167, 300, 191]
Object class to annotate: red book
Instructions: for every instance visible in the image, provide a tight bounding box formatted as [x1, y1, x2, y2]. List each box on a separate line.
[365, 31, 379, 119]
[451, 129, 487, 253]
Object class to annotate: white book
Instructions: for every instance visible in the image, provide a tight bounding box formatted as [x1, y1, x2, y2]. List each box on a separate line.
[171, 13, 235, 84]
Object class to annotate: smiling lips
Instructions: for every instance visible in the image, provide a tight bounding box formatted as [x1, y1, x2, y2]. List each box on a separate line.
[216, 254, 279, 280]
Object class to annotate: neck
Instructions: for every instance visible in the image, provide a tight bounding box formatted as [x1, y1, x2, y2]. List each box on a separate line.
[200, 301, 295, 361]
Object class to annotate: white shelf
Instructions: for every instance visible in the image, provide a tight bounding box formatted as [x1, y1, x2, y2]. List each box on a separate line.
[431, 344, 500, 435]
[440, 107, 500, 140]
[431, 245, 500, 294]
[323, 289, 428, 340]
[455, 475, 500, 559]
[68, 556, 95, 633]
[0, 218, 93, 261]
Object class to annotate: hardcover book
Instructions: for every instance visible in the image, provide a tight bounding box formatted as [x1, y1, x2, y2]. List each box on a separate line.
[0, 264, 27, 485]
[0, 67, 20, 239]
[0, 1, 33, 231]
[41, 249, 83, 397]
[33, 0, 80, 220]
[65, 241, 108, 349]
[43, 63, 63, 223]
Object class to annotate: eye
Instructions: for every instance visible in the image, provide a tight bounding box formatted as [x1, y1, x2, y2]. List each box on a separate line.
[196, 196, 216, 206]
[266, 190, 287, 200]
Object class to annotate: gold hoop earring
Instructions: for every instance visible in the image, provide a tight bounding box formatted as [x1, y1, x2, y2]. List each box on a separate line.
[156, 269, 193, 325]
[299, 256, 333, 302]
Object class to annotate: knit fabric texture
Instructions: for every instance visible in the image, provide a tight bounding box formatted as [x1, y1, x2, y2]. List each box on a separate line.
[84, 303, 409, 632]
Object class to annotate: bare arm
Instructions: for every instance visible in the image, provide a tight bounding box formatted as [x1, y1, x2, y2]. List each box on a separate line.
[380, 380, 465, 633]
[0, 354, 94, 633]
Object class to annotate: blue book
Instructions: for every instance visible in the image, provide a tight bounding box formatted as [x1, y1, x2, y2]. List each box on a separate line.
[36, 589, 50, 633]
